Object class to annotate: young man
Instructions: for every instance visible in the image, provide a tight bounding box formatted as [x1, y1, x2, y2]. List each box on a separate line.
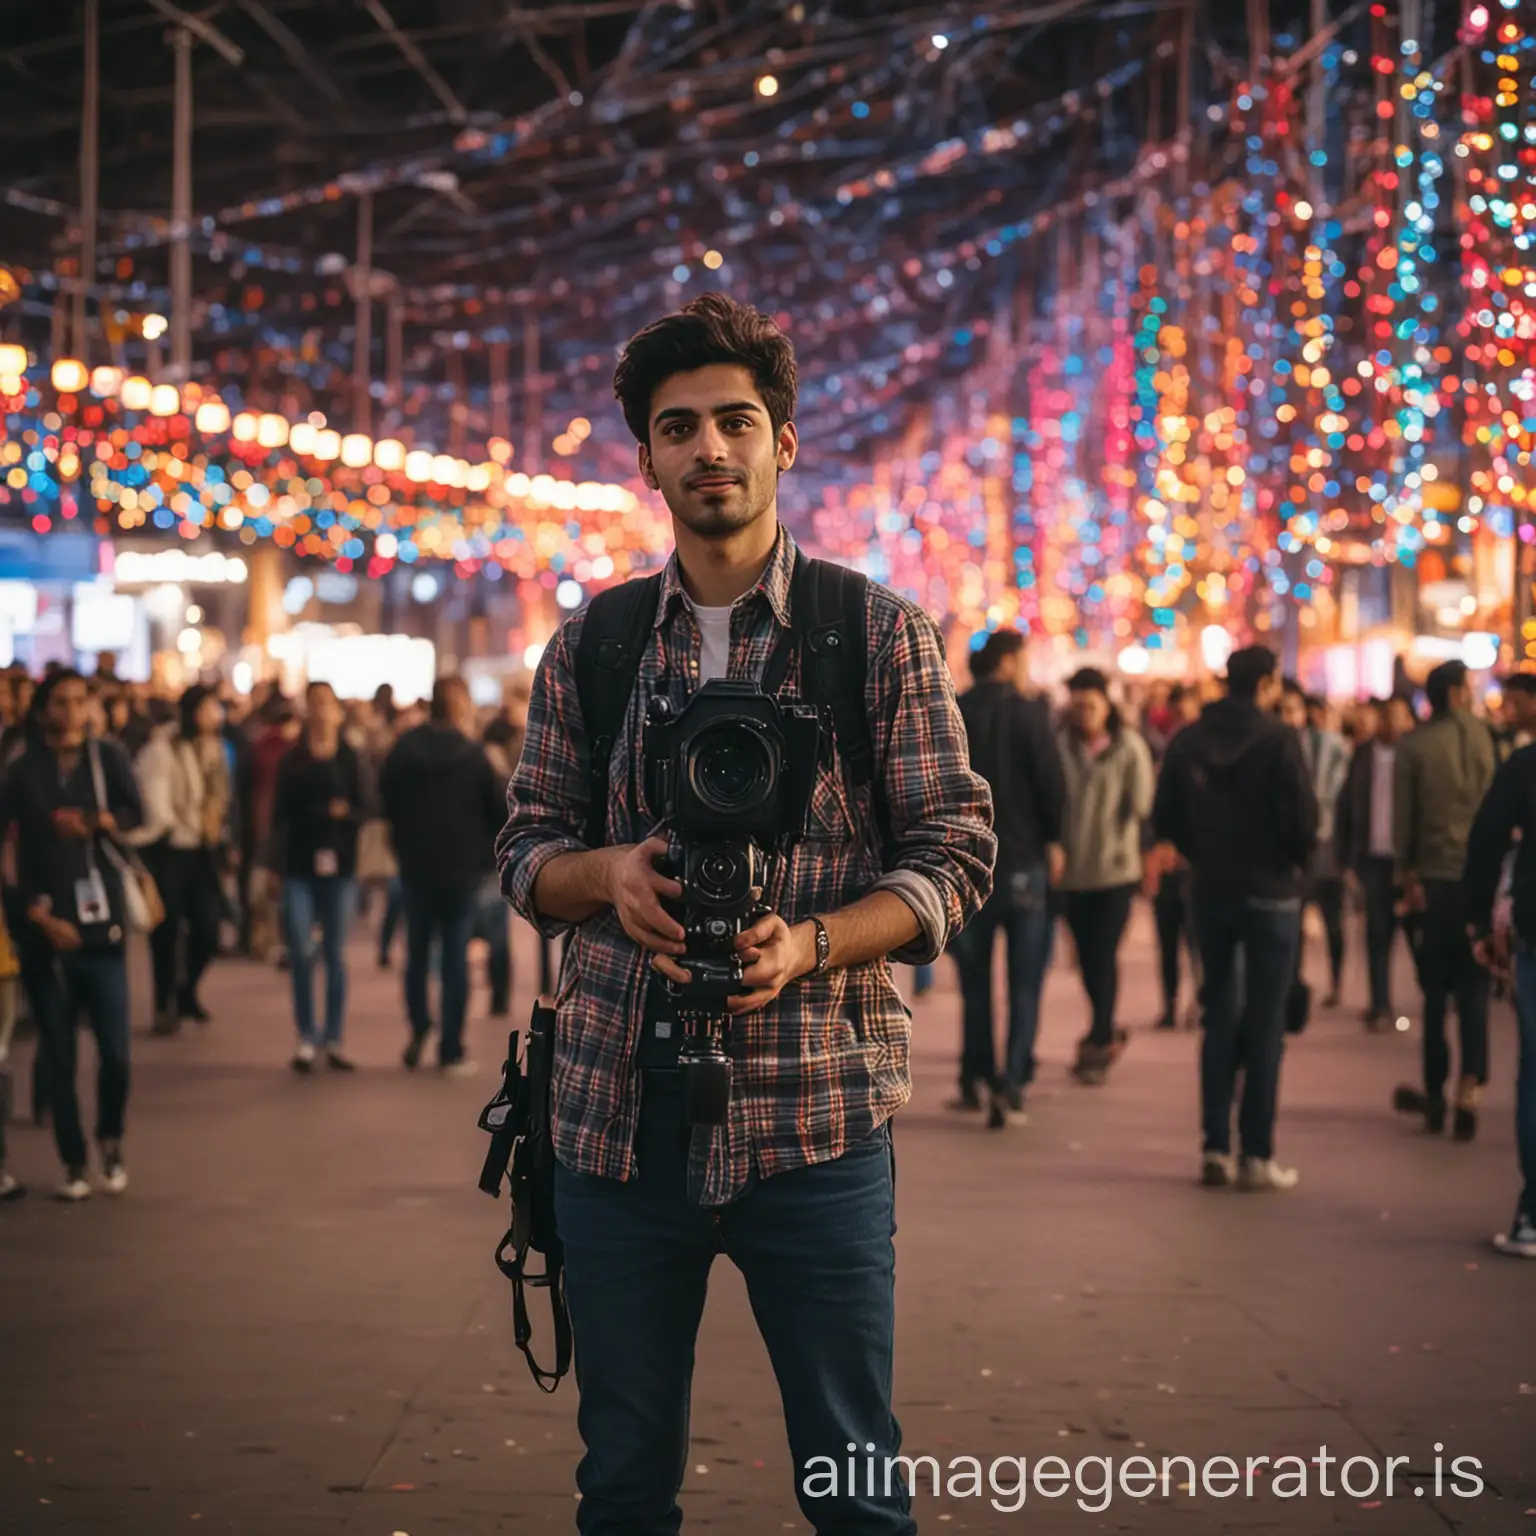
[951, 627, 1063, 1126]
[1463, 738, 1536, 1258]
[381, 676, 504, 1077]
[1393, 660, 1496, 1140]
[497, 293, 995, 1533]
[1336, 695, 1416, 1030]
[1152, 646, 1318, 1191]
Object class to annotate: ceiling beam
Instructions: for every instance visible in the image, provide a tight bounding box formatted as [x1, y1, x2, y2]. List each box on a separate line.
[357, 0, 469, 125]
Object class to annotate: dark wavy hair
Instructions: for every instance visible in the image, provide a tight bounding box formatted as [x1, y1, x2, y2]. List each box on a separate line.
[612, 292, 798, 446]
[178, 683, 216, 740]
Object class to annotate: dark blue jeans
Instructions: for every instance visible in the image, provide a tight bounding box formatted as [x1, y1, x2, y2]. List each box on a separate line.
[402, 883, 475, 1064]
[26, 946, 130, 1171]
[282, 876, 354, 1048]
[554, 1070, 914, 1535]
[950, 867, 1052, 1093]
[1513, 953, 1536, 1219]
[472, 879, 511, 1014]
[1193, 895, 1301, 1161]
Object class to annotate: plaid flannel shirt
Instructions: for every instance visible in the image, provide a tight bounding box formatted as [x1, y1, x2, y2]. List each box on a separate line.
[497, 527, 995, 1206]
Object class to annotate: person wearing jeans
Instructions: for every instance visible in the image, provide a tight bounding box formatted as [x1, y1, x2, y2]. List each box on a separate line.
[497, 295, 994, 1535]
[1057, 668, 1154, 1086]
[953, 626, 1064, 1126]
[0, 669, 143, 1200]
[950, 867, 1052, 1121]
[1153, 644, 1318, 1191]
[1461, 740, 1536, 1257]
[1336, 697, 1416, 1029]
[1392, 660, 1496, 1140]
[382, 676, 505, 1076]
[268, 681, 368, 1073]
[1193, 896, 1301, 1165]
[281, 875, 355, 1063]
[555, 1070, 903, 1533]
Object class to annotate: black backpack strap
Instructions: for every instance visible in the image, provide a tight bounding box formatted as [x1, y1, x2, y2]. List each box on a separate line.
[574, 574, 663, 849]
[792, 555, 895, 863]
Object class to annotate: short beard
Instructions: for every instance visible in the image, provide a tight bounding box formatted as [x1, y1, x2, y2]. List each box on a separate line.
[666, 479, 773, 539]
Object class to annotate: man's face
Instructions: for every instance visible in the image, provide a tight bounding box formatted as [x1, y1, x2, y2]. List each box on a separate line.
[1278, 690, 1308, 731]
[46, 679, 90, 743]
[1383, 698, 1414, 740]
[1068, 687, 1111, 738]
[1353, 705, 1379, 744]
[1507, 688, 1536, 734]
[639, 364, 797, 540]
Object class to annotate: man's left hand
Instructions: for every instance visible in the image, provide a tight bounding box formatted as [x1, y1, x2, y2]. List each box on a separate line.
[649, 913, 817, 1015]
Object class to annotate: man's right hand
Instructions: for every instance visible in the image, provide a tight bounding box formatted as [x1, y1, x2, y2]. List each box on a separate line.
[605, 837, 687, 956]
[28, 902, 81, 953]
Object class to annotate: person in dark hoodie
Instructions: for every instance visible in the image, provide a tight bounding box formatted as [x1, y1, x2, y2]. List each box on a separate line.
[1463, 738, 1536, 1259]
[1152, 644, 1318, 1193]
[380, 675, 504, 1076]
[951, 628, 1065, 1127]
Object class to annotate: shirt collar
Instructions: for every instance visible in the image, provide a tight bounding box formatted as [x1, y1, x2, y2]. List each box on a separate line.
[654, 522, 796, 631]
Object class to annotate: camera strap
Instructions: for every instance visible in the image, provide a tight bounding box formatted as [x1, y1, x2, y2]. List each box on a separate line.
[477, 1006, 573, 1393]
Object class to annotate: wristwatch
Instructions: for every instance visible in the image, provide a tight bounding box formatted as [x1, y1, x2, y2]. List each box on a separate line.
[811, 915, 831, 975]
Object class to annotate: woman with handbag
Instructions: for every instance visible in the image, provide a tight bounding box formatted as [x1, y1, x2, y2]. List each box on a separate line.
[0, 669, 143, 1200]
[127, 685, 229, 1034]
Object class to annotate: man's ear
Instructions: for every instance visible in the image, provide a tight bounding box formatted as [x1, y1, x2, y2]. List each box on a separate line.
[638, 442, 658, 490]
[776, 420, 798, 474]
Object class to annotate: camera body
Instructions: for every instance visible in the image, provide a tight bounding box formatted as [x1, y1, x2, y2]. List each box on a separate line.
[643, 680, 824, 1124]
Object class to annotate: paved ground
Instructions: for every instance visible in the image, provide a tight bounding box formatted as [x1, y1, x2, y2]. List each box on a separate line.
[1, 906, 1532, 1536]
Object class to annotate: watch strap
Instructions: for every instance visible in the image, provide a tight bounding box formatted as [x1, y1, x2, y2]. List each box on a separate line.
[811, 915, 831, 974]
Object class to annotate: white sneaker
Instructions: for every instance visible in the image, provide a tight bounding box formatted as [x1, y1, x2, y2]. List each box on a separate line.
[1238, 1156, 1300, 1192]
[292, 1041, 317, 1074]
[440, 1059, 479, 1079]
[54, 1173, 92, 1203]
[1492, 1209, 1536, 1259]
[0, 1171, 24, 1201]
[101, 1162, 129, 1196]
[1201, 1152, 1236, 1188]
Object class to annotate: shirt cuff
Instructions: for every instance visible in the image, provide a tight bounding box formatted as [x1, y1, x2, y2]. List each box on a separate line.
[870, 869, 949, 965]
[501, 834, 588, 940]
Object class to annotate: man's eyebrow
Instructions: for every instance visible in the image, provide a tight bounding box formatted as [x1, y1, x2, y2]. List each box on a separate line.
[652, 400, 764, 425]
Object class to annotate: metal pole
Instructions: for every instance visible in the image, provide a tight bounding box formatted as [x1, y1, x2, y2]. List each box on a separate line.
[353, 190, 373, 434]
[1308, 0, 1328, 209]
[522, 309, 542, 475]
[75, 0, 99, 361]
[169, 26, 194, 382]
[490, 304, 511, 443]
[386, 291, 403, 412]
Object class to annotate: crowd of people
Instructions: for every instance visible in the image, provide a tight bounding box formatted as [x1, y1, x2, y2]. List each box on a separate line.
[0, 629, 1531, 1260]
[0, 658, 539, 1203]
[946, 636, 1535, 1258]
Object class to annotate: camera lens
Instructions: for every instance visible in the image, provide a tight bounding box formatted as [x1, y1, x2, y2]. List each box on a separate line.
[687, 723, 775, 815]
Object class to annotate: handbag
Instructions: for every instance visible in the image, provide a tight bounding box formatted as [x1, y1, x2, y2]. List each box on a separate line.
[87, 739, 165, 933]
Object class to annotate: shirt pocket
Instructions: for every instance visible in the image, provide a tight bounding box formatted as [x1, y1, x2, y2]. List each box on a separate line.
[805, 756, 855, 843]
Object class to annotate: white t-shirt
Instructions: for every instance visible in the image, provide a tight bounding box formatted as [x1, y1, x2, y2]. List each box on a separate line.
[689, 601, 733, 683]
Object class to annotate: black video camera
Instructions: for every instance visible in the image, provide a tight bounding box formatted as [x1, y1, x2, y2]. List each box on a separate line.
[643, 679, 823, 1125]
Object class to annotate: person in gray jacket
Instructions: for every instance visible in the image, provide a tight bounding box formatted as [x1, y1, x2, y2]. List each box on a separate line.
[1057, 668, 1155, 1084]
